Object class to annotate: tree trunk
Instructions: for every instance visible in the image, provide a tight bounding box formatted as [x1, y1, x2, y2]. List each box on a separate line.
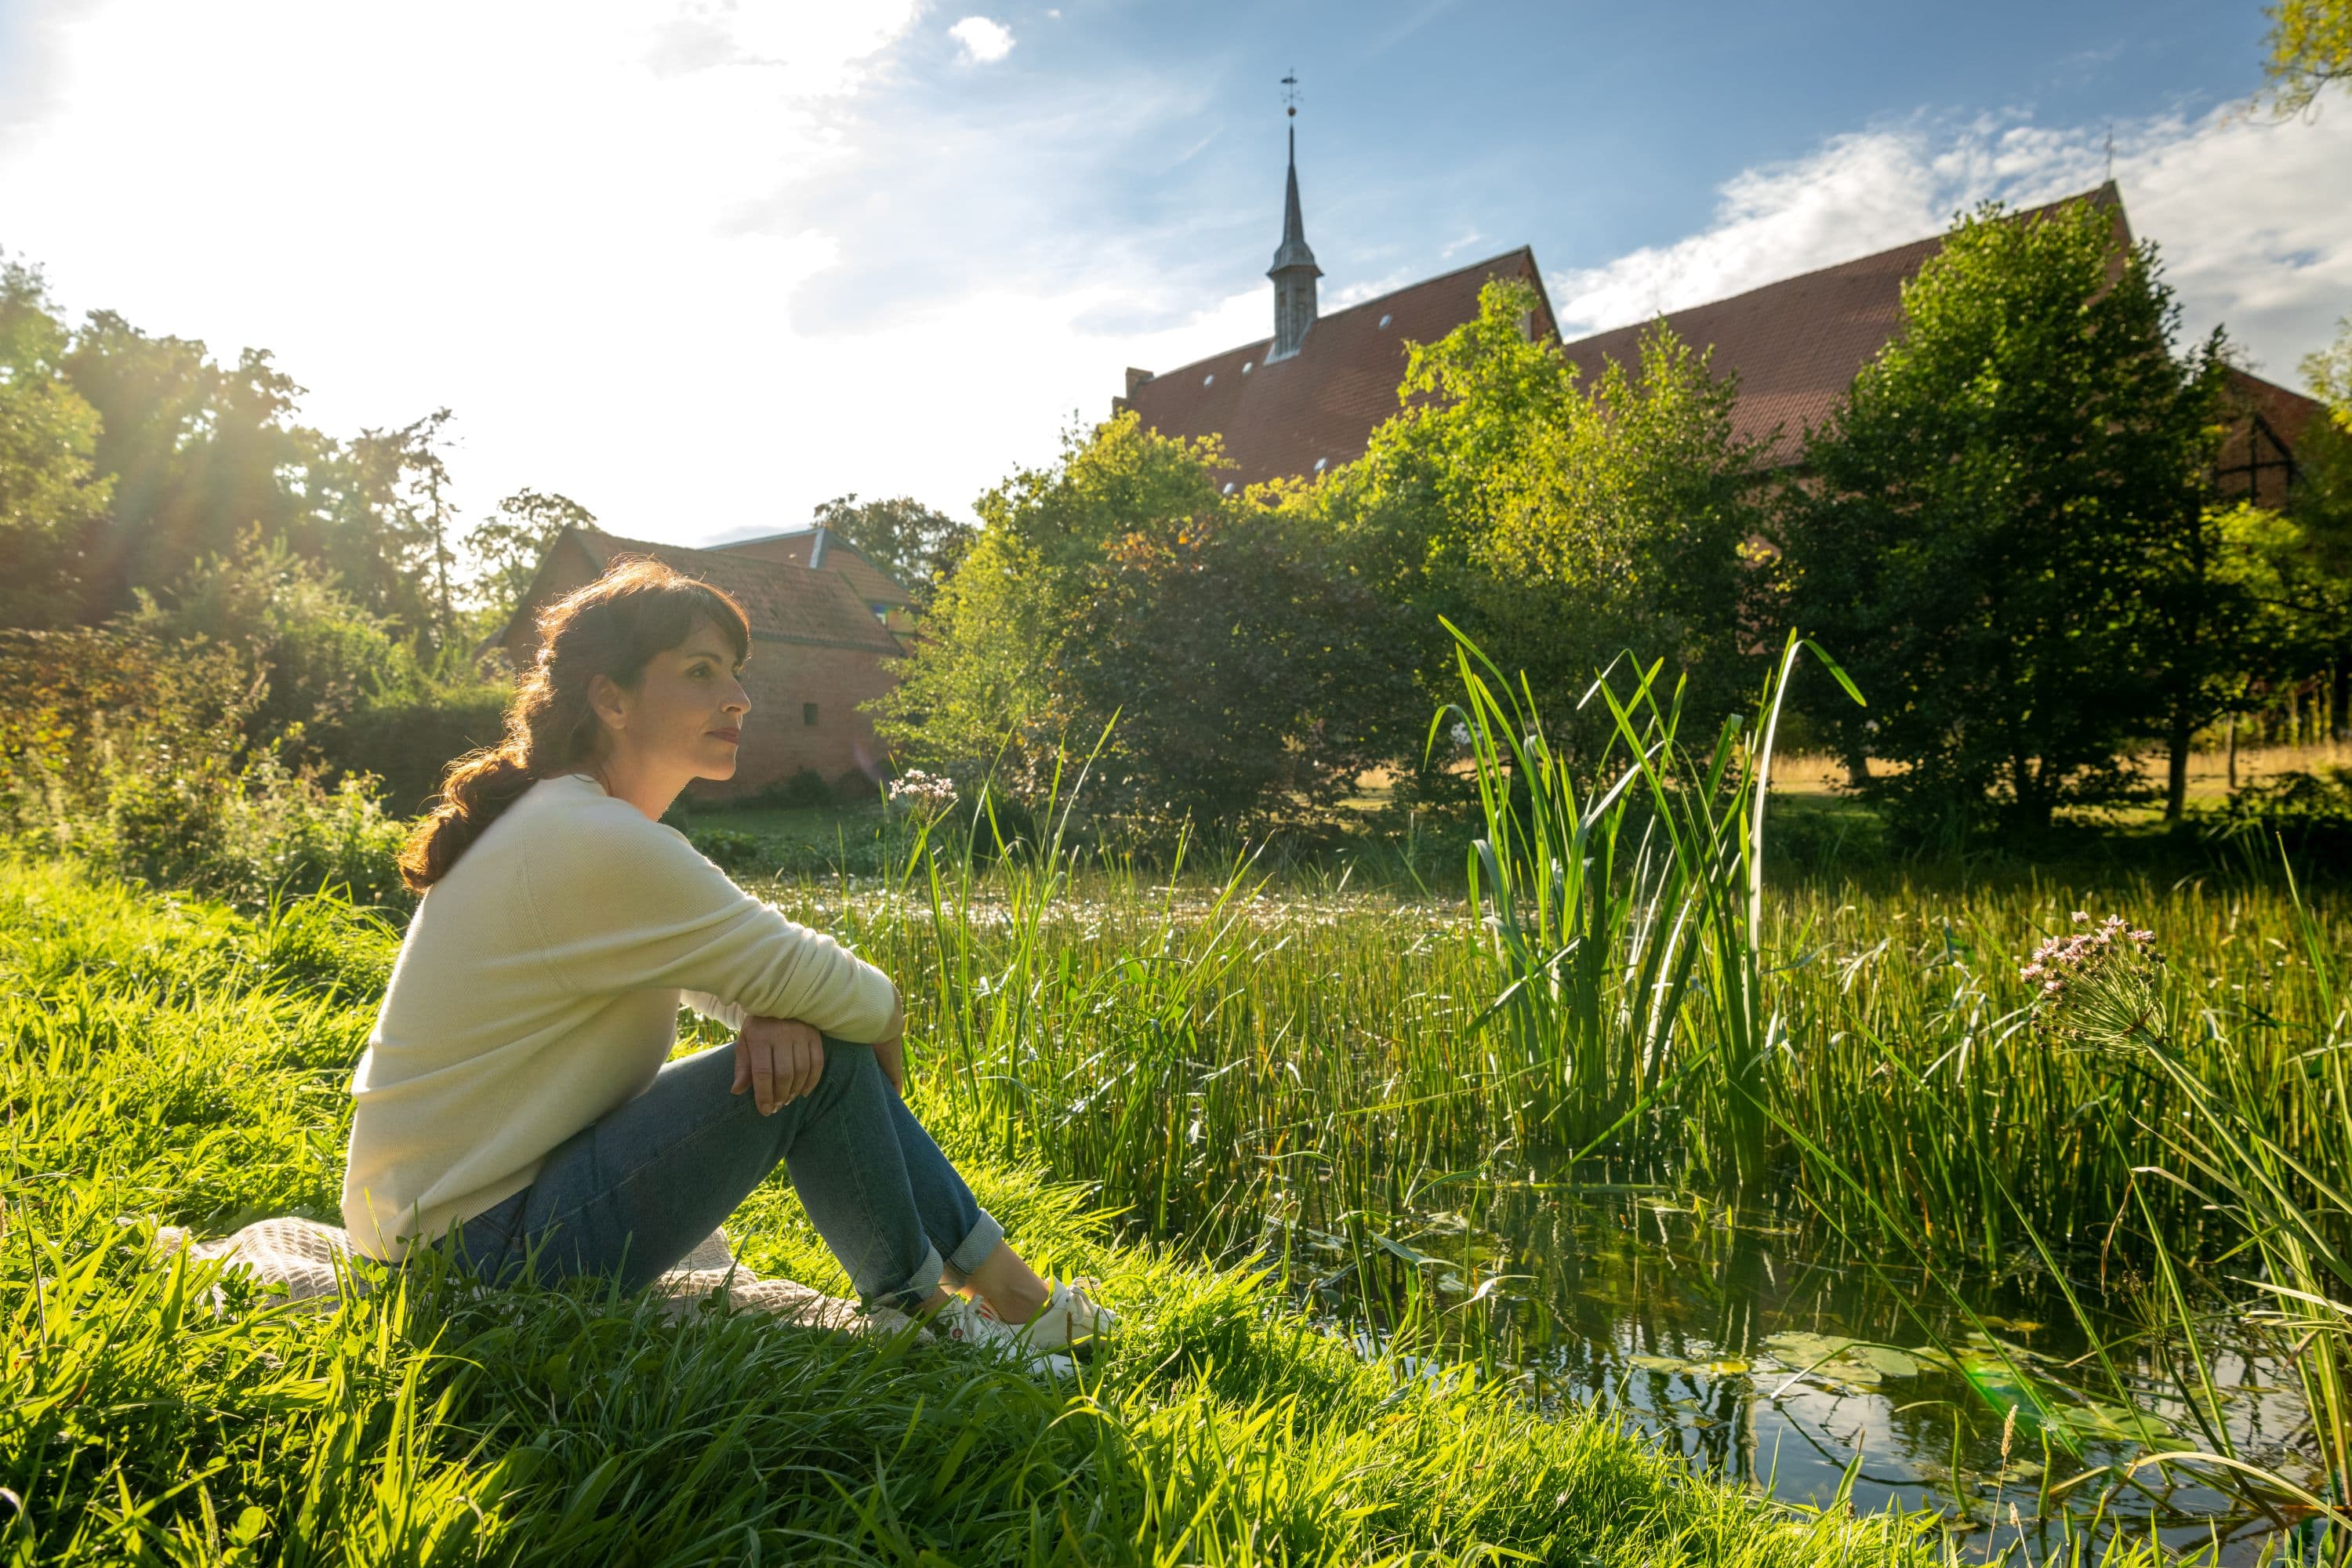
[2015, 756, 2053, 833]
[2226, 712, 2239, 793]
[2334, 648, 2350, 745]
[2165, 705, 2191, 824]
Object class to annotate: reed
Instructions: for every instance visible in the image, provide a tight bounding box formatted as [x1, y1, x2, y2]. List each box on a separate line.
[778, 639, 2349, 1550]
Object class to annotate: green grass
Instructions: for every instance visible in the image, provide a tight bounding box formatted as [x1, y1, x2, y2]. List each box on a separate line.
[5, 856, 2005, 1567]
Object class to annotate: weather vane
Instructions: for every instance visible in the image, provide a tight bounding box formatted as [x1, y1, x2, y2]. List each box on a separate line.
[1281, 70, 1300, 118]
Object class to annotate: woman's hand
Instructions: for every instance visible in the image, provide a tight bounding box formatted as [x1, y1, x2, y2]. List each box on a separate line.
[873, 1002, 907, 1096]
[732, 1016, 824, 1115]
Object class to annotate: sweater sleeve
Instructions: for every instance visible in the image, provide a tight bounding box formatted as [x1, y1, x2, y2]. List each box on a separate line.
[522, 806, 897, 1041]
[681, 990, 748, 1031]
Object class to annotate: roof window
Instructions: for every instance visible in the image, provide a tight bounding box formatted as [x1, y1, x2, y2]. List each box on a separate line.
[1313, 458, 1327, 473]
[1377, 314, 1392, 328]
[1242, 361, 1254, 374]
[1221, 482, 1236, 495]
[1203, 372, 1214, 387]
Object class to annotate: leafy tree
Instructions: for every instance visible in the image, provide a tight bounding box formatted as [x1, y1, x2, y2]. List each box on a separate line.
[302, 422, 447, 639]
[2307, 315, 2352, 433]
[1315, 281, 1766, 769]
[873, 524, 1066, 796]
[466, 488, 594, 622]
[1777, 198, 2226, 836]
[877, 415, 1220, 794]
[879, 413, 1406, 830]
[0, 260, 111, 627]
[811, 493, 974, 608]
[30, 293, 452, 652]
[60, 312, 317, 622]
[2219, 499, 2351, 744]
[1063, 501, 1413, 829]
[2271, 354, 2352, 737]
[346, 407, 460, 647]
[2261, 0, 2352, 117]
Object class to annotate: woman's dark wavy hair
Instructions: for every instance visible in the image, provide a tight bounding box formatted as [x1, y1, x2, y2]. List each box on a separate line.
[398, 557, 751, 893]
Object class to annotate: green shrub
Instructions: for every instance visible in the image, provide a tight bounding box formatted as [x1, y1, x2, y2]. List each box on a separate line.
[0, 625, 411, 910]
[750, 766, 835, 811]
[330, 681, 511, 812]
[2205, 764, 2352, 869]
[125, 535, 433, 763]
[686, 826, 767, 873]
[16, 749, 410, 911]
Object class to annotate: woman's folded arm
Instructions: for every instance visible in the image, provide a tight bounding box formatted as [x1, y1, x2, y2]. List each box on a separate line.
[521, 805, 897, 1041]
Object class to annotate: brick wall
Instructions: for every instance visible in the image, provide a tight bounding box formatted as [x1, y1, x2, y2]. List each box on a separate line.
[698, 639, 898, 800]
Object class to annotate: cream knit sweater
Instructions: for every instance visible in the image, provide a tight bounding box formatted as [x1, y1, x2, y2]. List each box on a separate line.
[340, 773, 898, 1259]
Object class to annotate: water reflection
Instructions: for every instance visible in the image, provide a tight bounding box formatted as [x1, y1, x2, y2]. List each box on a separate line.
[1272, 1182, 2332, 1563]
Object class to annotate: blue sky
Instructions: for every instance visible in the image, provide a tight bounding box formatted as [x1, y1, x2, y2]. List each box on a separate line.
[813, 0, 2276, 331]
[0, 0, 2343, 546]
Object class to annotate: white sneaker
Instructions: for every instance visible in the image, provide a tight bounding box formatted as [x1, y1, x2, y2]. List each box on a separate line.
[932, 1296, 1076, 1377]
[1017, 1279, 1119, 1353]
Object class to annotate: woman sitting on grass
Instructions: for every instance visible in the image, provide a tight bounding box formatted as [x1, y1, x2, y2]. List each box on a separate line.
[339, 557, 1109, 1366]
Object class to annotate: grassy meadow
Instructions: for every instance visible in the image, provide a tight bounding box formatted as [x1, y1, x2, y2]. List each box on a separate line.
[6, 650, 2349, 1563]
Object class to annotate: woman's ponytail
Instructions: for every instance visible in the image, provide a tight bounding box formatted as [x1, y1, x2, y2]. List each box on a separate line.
[397, 746, 537, 893]
[395, 557, 750, 895]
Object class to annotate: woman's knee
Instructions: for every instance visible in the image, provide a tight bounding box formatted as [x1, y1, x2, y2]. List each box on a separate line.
[818, 1038, 881, 1095]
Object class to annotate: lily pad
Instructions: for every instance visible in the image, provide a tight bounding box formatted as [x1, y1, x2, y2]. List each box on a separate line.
[1760, 1331, 1923, 1389]
[2048, 1401, 2176, 1443]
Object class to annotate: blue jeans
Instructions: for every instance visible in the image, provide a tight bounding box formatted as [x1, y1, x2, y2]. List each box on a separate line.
[447, 1038, 1002, 1311]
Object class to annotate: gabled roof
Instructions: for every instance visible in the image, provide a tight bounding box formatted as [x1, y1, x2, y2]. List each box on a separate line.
[1120, 247, 1555, 490]
[708, 527, 912, 608]
[558, 528, 903, 654]
[1555, 183, 2129, 466]
[2223, 365, 2325, 448]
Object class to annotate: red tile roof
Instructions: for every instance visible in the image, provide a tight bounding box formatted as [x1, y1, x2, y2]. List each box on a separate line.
[1127, 187, 2220, 485]
[1555, 184, 2129, 466]
[575, 529, 903, 654]
[1120, 247, 1555, 490]
[708, 528, 913, 608]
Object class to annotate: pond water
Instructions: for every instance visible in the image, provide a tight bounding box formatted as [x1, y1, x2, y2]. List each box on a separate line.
[1269, 1181, 2334, 1563]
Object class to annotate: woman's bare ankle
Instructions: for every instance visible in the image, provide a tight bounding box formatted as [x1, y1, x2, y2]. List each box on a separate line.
[965, 1241, 1051, 1324]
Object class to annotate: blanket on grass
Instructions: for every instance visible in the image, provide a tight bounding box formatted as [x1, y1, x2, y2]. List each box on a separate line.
[151, 1217, 873, 1331]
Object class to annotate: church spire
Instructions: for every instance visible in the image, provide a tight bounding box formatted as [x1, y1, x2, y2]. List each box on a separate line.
[1267, 82, 1320, 362]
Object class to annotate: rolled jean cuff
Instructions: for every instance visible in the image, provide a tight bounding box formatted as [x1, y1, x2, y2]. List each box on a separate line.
[941, 1208, 1004, 1285]
[868, 1241, 946, 1313]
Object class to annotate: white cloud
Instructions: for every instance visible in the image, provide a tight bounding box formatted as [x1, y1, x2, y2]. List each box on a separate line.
[947, 16, 1014, 64]
[1546, 103, 2352, 384]
[0, 0, 1228, 546]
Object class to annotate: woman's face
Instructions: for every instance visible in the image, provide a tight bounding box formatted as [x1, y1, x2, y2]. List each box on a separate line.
[591, 617, 751, 785]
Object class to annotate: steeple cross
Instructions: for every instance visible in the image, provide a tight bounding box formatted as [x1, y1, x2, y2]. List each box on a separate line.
[1281, 70, 1300, 118]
